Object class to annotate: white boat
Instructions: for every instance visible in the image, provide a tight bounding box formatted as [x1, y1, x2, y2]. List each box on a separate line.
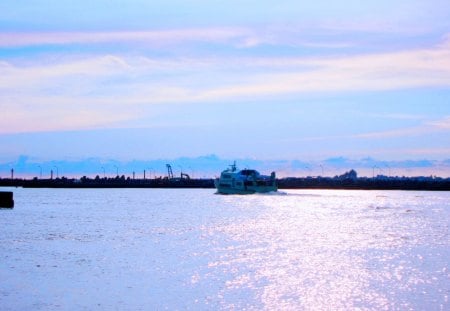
[214, 162, 277, 194]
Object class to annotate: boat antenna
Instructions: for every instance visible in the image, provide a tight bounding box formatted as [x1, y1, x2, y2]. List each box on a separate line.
[230, 161, 237, 172]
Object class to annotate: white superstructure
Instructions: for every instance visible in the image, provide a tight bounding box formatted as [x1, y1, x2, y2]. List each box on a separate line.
[214, 162, 277, 194]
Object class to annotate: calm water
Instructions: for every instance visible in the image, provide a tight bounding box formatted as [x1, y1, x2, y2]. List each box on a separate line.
[0, 188, 449, 310]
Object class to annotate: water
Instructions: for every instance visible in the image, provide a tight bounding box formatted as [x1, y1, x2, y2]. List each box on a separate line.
[1, 188, 449, 310]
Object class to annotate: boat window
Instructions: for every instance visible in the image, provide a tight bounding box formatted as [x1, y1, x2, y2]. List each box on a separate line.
[222, 174, 231, 178]
[240, 170, 257, 176]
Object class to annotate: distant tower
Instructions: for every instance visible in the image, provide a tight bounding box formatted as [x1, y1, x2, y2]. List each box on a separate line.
[51, 170, 53, 180]
[11, 168, 14, 179]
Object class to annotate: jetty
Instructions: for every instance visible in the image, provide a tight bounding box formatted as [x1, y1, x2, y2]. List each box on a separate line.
[1, 173, 449, 191]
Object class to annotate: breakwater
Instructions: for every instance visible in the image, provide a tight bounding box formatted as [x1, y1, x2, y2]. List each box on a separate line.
[277, 176, 450, 191]
[0, 176, 214, 188]
[1, 175, 449, 190]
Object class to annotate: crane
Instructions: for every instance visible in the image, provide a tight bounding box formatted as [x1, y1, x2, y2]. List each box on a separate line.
[166, 164, 174, 179]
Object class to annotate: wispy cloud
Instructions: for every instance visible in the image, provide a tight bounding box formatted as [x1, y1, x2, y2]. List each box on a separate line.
[397, 147, 450, 156]
[355, 115, 450, 139]
[278, 115, 450, 144]
[0, 28, 251, 48]
[189, 40, 450, 100]
[367, 113, 428, 121]
[426, 116, 450, 129]
[353, 126, 430, 139]
[0, 27, 359, 56]
[2, 97, 139, 133]
[2, 34, 450, 133]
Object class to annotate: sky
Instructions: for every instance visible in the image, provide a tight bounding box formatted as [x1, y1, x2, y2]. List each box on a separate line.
[1, 1, 450, 177]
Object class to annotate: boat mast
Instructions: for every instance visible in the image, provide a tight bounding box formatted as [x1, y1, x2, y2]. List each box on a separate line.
[230, 161, 237, 172]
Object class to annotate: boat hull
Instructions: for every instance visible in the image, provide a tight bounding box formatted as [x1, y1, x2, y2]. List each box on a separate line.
[214, 179, 277, 195]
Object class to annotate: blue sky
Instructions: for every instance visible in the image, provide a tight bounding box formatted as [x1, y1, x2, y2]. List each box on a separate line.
[1, 1, 450, 177]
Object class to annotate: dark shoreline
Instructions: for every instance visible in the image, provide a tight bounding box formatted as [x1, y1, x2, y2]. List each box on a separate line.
[1, 176, 450, 191]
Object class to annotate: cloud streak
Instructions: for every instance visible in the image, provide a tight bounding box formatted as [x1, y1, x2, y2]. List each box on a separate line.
[353, 115, 450, 139]
[2, 33, 450, 133]
[276, 114, 450, 150]
[0, 28, 251, 48]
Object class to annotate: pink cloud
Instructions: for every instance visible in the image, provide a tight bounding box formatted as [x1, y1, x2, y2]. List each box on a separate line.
[0, 28, 251, 48]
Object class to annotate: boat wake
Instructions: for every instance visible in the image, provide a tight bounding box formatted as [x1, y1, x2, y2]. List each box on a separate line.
[256, 191, 288, 196]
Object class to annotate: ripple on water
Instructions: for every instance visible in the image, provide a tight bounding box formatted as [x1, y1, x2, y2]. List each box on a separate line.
[0, 188, 449, 310]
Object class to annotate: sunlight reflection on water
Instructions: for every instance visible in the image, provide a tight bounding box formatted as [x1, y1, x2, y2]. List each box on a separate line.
[1, 188, 449, 310]
[201, 190, 450, 310]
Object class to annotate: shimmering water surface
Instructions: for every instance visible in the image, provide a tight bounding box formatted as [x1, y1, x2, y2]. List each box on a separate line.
[1, 188, 449, 310]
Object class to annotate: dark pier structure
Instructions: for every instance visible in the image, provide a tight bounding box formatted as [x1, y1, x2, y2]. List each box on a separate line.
[0, 164, 215, 189]
[277, 176, 450, 191]
[0, 176, 215, 189]
[1, 169, 449, 191]
[0, 191, 14, 208]
[277, 169, 450, 191]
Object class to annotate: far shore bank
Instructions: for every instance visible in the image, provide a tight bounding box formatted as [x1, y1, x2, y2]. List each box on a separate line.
[1, 175, 450, 191]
